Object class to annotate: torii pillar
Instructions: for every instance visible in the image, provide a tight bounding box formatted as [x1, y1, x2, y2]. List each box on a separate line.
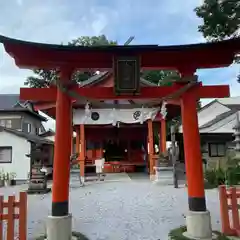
[47, 68, 73, 240]
[160, 117, 167, 153]
[180, 71, 212, 239]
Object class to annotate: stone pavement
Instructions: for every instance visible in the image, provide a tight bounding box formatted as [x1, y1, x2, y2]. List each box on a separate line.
[1, 173, 222, 240]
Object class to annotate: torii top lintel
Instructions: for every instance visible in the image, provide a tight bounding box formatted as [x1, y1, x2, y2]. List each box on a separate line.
[0, 35, 239, 71]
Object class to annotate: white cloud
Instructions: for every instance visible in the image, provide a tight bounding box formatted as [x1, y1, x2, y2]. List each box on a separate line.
[0, 0, 112, 92]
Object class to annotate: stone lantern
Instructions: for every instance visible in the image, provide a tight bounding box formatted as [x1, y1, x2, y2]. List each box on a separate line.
[233, 112, 240, 152]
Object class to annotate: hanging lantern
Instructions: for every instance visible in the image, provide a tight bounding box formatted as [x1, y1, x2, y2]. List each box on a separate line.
[83, 102, 91, 123]
[140, 106, 145, 124]
[161, 101, 167, 119]
[85, 102, 91, 116]
[111, 108, 117, 126]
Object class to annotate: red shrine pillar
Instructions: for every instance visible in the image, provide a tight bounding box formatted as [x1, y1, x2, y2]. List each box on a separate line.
[180, 71, 212, 239]
[160, 117, 167, 153]
[71, 126, 74, 155]
[79, 124, 85, 182]
[147, 119, 154, 180]
[48, 68, 73, 240]
[75, 127, 80, 154]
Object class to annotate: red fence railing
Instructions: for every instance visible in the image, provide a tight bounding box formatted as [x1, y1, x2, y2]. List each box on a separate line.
[219, 185, 240, 236]
[0, 192, 27, 240]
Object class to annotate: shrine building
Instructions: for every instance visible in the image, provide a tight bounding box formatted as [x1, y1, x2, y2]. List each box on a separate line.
[34, 71, 175, 177]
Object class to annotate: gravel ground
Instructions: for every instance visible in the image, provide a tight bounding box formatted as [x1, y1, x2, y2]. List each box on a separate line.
[1, 173, 221, 240]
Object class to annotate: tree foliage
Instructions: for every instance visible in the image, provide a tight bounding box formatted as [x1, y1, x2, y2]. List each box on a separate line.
[141, 70, 180, 86]
[195, 0, 240, 82]
[195, 0, 240, 41]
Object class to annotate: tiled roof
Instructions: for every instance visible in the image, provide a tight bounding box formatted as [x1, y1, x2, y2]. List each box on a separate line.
[0, 94, 21, 109]
[0, 94, 46, 121]
[217, 96, 240, 107]
[200, 109, 237, 129]
[0, 126, 53, 145]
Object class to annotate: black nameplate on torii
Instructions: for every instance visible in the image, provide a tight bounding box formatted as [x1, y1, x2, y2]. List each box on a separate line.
[113, 55, 140, 95]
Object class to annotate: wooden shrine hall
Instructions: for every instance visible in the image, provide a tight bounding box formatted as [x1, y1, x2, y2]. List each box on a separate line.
[0, 34, 240, 240]
[34, 71, 177, 176]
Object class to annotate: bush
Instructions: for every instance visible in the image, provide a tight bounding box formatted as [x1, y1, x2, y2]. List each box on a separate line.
[224, 151, 240, 185]
[215, 168, 226, 185]
[204, 154, 240, 188]
[204, 168, 226, 188]
[226, 165, 240, 185]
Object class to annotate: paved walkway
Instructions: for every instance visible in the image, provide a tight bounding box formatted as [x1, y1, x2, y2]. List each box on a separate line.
[1, 173, 221, 240]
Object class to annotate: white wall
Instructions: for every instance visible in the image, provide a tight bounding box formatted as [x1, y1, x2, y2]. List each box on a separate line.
[0, 131, 30, 180]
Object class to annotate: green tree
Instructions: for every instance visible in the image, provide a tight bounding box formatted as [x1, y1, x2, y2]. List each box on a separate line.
[195, 0, 240, 82]
[141, 70, 180, 86]
[195, 0, 240, 41]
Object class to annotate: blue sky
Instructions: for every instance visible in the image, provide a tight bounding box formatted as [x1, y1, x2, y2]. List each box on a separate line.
[0, 0, 239, 129]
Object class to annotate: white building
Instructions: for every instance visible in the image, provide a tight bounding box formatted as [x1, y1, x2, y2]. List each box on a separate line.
[0, 94, 53, 183]
[0, 126, 53, 182]
[178, 96, 240, 169]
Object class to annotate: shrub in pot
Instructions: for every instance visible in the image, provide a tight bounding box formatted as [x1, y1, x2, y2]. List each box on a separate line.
[9, 172, 17, 186]
[0, 169, 5, 187]
[4, 173, 12, 186]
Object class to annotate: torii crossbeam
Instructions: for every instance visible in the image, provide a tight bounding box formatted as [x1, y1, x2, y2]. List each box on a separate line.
[20, 83, 229, 101]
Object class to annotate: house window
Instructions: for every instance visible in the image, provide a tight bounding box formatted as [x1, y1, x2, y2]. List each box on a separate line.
[0, 147, 12, 163]
[27, 123, 31, 133]
[0, 119, 12, 128]
[23, 123, 32, 133]
[6, 120, 12, 128]
[208, 143, 226, 157]
[0, 120, 5, 127]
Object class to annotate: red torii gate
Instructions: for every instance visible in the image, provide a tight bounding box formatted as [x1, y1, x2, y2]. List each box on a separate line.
[1, 35, 239, 240]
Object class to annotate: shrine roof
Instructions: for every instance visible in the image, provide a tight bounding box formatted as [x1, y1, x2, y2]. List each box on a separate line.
[1, 35, 240, 70]
[0, 34, 239, 52]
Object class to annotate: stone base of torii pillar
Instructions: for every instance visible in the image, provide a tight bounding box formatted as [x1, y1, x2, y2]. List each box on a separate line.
[183, 211, 213, 240]
[46, 215, 72, 240]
